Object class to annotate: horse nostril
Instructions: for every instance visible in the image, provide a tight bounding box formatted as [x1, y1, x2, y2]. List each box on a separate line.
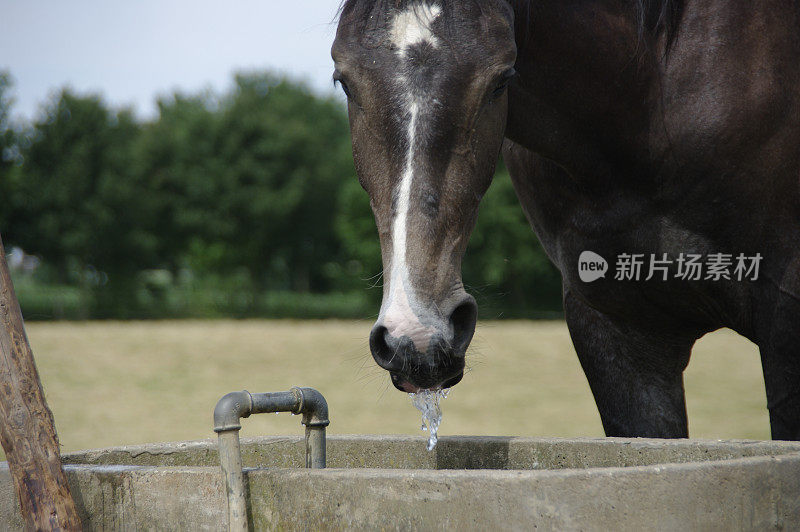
[449, 296, 478, 355]
[369, 324, 402, 371]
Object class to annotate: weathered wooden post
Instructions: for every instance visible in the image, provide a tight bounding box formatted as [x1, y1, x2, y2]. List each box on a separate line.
[0, 235, 81, 530]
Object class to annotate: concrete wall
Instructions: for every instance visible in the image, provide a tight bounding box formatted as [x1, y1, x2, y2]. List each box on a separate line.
[1, 436, 799, 530]
[249, 454, 800, 531]
[62, 434, 800, 470]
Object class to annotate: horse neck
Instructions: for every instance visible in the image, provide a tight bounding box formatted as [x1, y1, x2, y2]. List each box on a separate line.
[506, 0, 659, 181]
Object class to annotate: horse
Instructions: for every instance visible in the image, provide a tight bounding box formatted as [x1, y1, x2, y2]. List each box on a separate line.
[332, 0, 800, 440]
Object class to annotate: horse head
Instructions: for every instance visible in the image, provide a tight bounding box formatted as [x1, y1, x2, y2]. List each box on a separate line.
[333, 0, 516, 392]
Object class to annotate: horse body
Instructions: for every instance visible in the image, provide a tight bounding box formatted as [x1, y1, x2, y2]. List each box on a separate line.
[334, 0, 800, 439]
[504, 0, 800, 439]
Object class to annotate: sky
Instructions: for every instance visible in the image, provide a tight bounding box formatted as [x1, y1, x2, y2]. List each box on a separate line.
[0, 0, 345, 121]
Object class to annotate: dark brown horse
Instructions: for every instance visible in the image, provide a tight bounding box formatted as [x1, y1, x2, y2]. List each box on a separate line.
[332, 0, 800, 440]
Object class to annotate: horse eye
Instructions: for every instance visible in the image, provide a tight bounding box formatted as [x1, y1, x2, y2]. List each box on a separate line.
[491, 82, 509, 99]
[333, 72, 353, 99]
[338, 80, 353, 99]
[490, 68, 517, 100]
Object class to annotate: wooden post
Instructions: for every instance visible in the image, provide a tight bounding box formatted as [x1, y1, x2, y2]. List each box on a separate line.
[0, 235, 81, 530]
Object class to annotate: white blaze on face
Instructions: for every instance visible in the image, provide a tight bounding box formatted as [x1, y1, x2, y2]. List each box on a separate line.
[390, 3, 442, 53]
[381, 3, 442, 352]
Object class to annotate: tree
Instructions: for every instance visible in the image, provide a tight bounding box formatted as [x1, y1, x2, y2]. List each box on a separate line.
[139, 74, 354, 293]
[214, 73, 355, 292]
[0, 72, 21, 234]
[133, 91, 223, 273]
[11, 89, 157, 316]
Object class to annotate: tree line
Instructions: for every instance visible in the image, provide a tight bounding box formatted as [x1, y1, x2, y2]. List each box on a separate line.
[0, 70, 562, 320]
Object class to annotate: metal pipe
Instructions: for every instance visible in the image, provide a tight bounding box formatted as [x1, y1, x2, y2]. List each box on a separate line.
[213, 387, 329, 532]
[216, 430, 247, 531]
[305, 426, 326, 469]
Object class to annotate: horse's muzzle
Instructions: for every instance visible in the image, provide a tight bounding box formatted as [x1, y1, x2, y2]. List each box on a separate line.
[369, 295, 477, 391]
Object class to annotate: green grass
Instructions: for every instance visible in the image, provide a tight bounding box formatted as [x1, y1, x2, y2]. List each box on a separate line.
[20, 320, 769, 454]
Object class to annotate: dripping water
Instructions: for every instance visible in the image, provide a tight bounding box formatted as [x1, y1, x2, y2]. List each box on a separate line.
[409, 388, 449, 451]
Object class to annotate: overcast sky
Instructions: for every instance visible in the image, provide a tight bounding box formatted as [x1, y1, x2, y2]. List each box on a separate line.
[1, 1, 345, 121]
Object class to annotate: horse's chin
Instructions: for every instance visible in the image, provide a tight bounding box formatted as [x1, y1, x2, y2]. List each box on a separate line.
[390, 370, 464, 393]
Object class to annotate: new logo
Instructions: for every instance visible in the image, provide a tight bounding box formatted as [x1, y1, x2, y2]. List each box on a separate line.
[578, 251, 608, 283]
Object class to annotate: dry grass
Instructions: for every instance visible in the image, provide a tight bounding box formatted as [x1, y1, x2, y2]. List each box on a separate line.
[22, 320, 769, 453]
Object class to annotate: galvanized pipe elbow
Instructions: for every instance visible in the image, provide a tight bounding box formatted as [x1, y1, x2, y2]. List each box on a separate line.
[213, 390, 253, 433]
[214, 387, 330, 531]
[292, 387, 330, 427]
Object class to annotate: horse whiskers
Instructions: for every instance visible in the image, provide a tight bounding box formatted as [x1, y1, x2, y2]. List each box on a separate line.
[376, 380, 392, 402]
[355, 362, 385, 379]
[343, 349, 373, 364]
[358, 373, 388, 388]
[364, 271, 385, 289]
[361, 269, 384, 282]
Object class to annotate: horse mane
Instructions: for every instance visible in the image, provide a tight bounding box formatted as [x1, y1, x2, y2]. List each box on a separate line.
[635, 0, 684, 49]
[337, 0, 685, 50]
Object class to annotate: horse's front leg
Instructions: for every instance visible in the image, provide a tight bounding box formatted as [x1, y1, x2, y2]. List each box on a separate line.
[564, 290, 695, 438]
[755, 260, 800, 441]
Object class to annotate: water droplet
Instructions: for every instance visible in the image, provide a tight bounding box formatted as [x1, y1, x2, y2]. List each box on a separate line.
[409, 388, 449, 451]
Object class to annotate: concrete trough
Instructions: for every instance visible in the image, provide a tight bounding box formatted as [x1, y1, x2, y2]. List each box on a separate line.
[2, 435, 799, 530]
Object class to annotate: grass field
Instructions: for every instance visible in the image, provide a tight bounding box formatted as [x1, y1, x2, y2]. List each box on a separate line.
[23, 320, 770, 453]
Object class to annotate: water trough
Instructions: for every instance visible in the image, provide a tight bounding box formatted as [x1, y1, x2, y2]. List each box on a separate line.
[1, 435, 799, 530]
[1, 386, 799, 530]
